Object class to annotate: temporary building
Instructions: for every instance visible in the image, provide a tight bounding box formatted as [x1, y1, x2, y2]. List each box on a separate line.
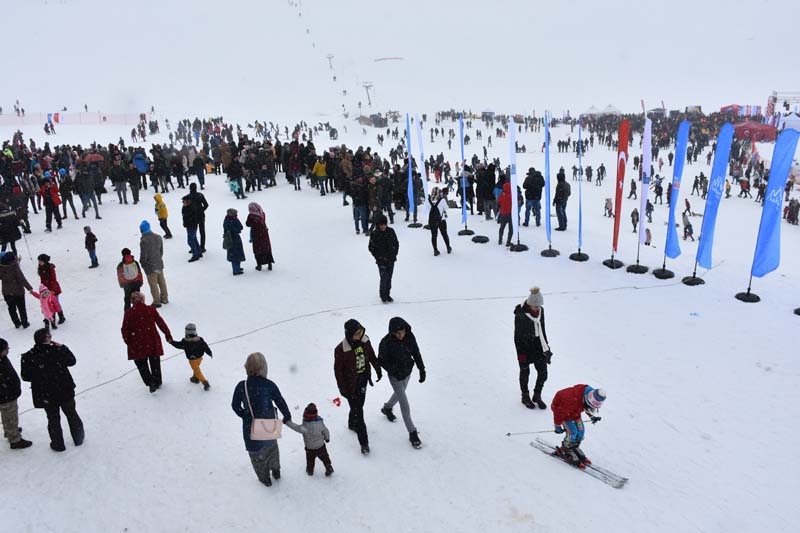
[733, 121, 777, 142]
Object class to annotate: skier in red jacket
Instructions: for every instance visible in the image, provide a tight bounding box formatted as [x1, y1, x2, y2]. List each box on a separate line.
[551, 384, 606, 466]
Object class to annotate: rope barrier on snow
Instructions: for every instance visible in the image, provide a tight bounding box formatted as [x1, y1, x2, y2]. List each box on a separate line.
[17, 262, 721, 416]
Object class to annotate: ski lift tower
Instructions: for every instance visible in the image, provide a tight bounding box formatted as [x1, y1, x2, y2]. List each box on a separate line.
[326, 54, 334, 69]
[363, 82, 374, 107]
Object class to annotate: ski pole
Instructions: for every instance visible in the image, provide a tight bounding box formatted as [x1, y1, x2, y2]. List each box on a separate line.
[21, 230, 32, 260]
[505, 429, 557, 437]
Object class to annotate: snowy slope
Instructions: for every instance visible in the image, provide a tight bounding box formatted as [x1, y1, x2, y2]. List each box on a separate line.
[2, 1, 800, 532]
[1, 115, 798, 533]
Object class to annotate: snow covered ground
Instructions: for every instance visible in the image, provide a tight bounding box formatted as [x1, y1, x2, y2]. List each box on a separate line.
[1, 116, 798, 533]
[2, 0, 800, 532]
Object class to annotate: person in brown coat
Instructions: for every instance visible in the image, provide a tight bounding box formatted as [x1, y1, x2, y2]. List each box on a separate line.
[245, 202, 275, 271]
[333, 319, 382, 455]
[0, 251, 32, 328]
[121, 292, 173, 393]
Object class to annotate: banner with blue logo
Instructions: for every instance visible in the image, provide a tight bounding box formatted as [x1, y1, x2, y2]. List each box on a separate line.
[664, 121, 691, 258]
[750, 128, 800, 277]
[544, 113, 553, 243]
[406, 114, 414, 216]
[696, 123, 734, 270]
[459, 114, 467, 225]
[414, 115, 430, 215]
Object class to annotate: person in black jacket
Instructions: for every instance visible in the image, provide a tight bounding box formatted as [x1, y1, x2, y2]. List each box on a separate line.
[513, 287, 552, 409]
[20, 329, 84, 452]
[553, 169, 570, 230]
[368, 214, 399, 303]
[0, 338, 32, 449]
[522, 167, 545, 227]
[169, 323, 213, 391]
[182, 195, 202, 262]
[428, 187, 451, 256]
[377, 317, 426, 448]
[186, 183, 209, 252]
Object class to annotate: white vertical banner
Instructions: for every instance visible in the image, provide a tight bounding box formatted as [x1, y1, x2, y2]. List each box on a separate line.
[638, 118, 652, 242]
[414, 115, 430, 216]
[509, 119, 519, 243]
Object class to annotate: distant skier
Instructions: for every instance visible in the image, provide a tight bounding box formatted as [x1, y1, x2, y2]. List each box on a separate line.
[551, 384, 606, 466]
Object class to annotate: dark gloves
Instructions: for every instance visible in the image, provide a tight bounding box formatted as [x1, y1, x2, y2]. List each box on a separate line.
[590, 416, 602, 425]
[554, 425, 565, 434]
[419, 368, 426, 383]
[545, 350, 552, 364]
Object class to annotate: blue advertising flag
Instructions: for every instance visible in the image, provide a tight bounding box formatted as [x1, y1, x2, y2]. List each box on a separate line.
[414, 115, 430, 216]
[509, 120, 519, 243]
[544, 113, 553, 243]
[695, 123, 734, 270]
[577, 117, 584, 249]
[638, 119, 652, 241]
[664, 121, 691, 258]
[406, 114, 414, 215]
[459, 114, 467, 225]
[750, 128, 800, 277]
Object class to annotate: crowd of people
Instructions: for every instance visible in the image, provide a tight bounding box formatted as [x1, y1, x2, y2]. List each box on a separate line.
[0, 104, 795, 486]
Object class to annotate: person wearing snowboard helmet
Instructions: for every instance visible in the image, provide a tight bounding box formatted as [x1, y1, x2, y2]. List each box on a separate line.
[551, 384, 606, 466]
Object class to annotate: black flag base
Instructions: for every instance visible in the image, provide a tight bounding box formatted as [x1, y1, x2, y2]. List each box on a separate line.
[681, 275, 705, 286]
[603, 258, 623, 269]
[510, 243, 529, 252]
[408, 222, 423, 229]
[472, 235, 489, 244]
[541, 245, 560, 258]
[626, 263, 649, 274]
[735, 290, 761, 303]
[458, 229, 475, 236]
[794, 308, 800, 316]
[569, 251, 589, 262]
[652, 268, 675, 280]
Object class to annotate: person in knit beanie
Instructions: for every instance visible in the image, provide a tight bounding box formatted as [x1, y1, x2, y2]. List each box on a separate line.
[284, 403, 334, 476]
[168, 323, 213, 390]
[513, 287, 553, 409]
[84, 226, 98, 268]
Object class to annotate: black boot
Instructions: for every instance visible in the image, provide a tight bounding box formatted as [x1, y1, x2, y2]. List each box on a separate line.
[521, 392, 536, 409]
[57, 311, 66, 324]
[532, 389, 547, 409]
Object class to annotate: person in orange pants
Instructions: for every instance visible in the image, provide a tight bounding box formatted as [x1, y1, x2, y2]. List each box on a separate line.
[169, 323, 213, 390]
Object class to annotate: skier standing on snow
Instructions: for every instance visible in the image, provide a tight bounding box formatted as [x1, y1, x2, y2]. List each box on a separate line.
[551, 384, 605, 466]
[514, 287, 552, 409]
[377, 317, 426, 449]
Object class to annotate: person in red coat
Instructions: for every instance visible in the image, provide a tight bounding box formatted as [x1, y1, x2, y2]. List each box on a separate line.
[38, 174, 62, 232]
[551, 384, 606, 466]
[121, 292, 173, 393]
[245, 202, 275, 271]
[37, 254, 65, 324]
[497, 182, 513, 246]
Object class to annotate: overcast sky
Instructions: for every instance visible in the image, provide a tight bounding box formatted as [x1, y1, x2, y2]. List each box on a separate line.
[3, 0, 798, 119]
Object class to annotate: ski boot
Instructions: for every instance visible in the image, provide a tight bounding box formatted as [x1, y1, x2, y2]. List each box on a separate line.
[573, 446, 591, 466]
[555, 444, 584, 469]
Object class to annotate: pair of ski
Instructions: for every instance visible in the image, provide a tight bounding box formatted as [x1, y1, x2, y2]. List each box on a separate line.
[530, 438, 628, 489]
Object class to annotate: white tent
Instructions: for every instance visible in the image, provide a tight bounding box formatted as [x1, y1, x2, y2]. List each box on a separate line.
[779, 112, 800, 132]
[582, 105, 601, 116]
[601, 104, 623, 115]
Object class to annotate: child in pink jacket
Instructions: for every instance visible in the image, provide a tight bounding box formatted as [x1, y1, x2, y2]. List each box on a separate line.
[29, 284, 62, 329]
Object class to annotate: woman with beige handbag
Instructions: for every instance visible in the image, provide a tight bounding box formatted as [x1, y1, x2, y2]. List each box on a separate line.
[231, 352, 292, 487]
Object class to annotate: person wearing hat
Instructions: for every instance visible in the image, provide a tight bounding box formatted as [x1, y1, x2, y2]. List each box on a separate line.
[551, 384, 606, 466]
[38, 173, 63, 232]
[377, 317, 426, 449]
[368, 214, 399, 303]
[284, 402, 334, 476]
[0, 251, 32, 328]
[168, 323, 213, 391]
[427, 187, 451, 256]
[334, 319, 382, 455]
[121, 291, 173, 393]
[20, 329, 84, 452]
[36, 254, 65, 325]
[223, 208, 246, 275]
[513, 287, 552, 409]
[139, 220, 168, 306]
[116, 248, 143, 311]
